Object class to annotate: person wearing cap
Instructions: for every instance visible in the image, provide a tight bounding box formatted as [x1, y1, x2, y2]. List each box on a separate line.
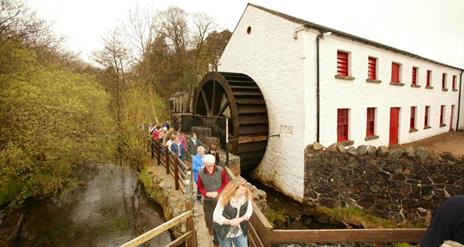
[197, 154, 229, 247]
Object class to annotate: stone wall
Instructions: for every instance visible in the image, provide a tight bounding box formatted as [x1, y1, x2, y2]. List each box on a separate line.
[139, 164, 187, 237]
[304, 143, 464, 225]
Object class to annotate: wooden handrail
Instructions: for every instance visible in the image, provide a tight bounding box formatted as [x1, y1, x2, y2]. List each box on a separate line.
[120, 211, 193, 247]
[164, 231, 193, 247]
[269, 228, 426, 244]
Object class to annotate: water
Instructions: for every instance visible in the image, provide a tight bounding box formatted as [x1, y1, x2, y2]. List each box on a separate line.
[15, 164, 171, 247]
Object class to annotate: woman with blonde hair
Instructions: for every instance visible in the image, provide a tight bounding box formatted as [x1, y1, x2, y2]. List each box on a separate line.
[213, 177, 253, 247]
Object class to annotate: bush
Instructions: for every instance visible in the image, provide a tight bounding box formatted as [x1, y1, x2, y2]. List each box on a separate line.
[0, 59, 115, 207]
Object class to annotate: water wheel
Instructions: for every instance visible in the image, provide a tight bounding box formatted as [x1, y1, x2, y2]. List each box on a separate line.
[193, 72, 269, 171]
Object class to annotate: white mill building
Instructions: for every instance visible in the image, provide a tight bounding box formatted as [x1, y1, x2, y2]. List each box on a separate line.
[193, 4, 463, 201]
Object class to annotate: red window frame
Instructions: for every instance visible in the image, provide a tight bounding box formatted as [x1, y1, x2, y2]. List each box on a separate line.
[426, 70, 432, 87]
[452, 75, 457, 90]
[424, 106, 430, 128]
[366, 108, 375, 137]
[337, 109, 349, 142]
[337, 51, 349, 77]
[391, 62, 401, 83]
[411, 67, 418, 86]
[440, 105, 445, 126]
[367, 57, 377, 80]
[442, 73, 447, 90]
[410, 106, 416, 130]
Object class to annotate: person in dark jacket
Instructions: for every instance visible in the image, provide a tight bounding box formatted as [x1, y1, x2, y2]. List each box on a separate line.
[187, 132, 202, 160]
[170, 135, 185, 161]
[213, 177, 253, 247]
[420, 195, 464, 247]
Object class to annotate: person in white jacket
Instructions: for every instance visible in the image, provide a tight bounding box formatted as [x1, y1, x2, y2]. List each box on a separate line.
[213, 177, 253, 247]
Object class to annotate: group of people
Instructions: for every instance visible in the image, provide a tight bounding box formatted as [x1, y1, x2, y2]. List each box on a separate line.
[148, 123, 220, 165]
[147, 123, 253, 247]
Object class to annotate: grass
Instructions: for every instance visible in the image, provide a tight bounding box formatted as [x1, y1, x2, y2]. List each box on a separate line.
[264, 208, 288, 228]
[312, 206, 425, 229]
[138, 166, 158, 201]
[314, 206, 397, 228]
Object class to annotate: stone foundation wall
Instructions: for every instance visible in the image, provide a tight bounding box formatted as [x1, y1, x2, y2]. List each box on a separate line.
[139, 164, 187, 237]
[304, 143, 464, 225]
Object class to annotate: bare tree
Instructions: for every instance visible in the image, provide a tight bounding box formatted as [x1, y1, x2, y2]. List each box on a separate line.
[0, 0, 53, 45]
[156, 7, 189, 60]
[93, 27, 132, 138]
[121, 4, 157, 62]
[191, 12, 216, 75]
[93, 27, 131, 84]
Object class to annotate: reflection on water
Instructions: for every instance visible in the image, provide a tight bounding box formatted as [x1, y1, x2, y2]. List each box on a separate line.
[16, 164, 171, 247]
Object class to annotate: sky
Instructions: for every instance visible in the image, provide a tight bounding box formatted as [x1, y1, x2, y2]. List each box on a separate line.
[27, 0, 464, 68]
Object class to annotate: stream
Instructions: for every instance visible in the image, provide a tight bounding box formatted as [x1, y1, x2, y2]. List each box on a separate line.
[14, 163, 171, 247]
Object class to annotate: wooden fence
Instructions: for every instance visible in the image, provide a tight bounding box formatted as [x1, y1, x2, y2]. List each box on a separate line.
[223, 167, 427, 246]
[120, 211, 195, 247]
[154, 139, 191, 193]
[120, 139, 196, 247]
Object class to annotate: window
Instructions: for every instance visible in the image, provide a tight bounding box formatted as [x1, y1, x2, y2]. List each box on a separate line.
[440, 105, 445, 126]
[337, 108, 349, 142]
[337, 51, 349, 77]
[366, 108, 376, 138]
[426, 70, 432, 88]
[411, 67, 418, 86]
[452, 75, 457, 91]
[424, 106, 430, 128]
[442, 73, 447, 90]
[391, 62, 401, 83]
[367, 57, 377, 80]
[410, 106, 416, 131]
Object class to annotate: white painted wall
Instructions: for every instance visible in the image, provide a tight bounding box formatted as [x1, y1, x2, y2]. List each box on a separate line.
[458, 73, 464, 130]
[218, 5, 306, 201]
[219, 5, 463, 201]
[317, 34, 462, 147]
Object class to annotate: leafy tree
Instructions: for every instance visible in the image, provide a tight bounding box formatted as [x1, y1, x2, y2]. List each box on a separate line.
[0, 59, 115, 207]
[119, 82, 168, 165]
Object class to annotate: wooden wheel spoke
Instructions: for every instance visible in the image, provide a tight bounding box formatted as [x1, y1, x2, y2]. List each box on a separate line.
[218, 99, 229, 116]
[211, 80, 216, 115]
[200, 89, 210, 114]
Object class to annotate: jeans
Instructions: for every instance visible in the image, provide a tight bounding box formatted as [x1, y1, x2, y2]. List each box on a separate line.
[219, 234, 248, 247]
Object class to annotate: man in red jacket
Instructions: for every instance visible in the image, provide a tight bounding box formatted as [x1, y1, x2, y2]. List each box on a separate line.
[197, 154, 229, 247]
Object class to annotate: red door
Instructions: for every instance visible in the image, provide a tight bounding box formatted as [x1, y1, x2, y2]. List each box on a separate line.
[450, 105, 455, 131]
[389, 107, 400, 146]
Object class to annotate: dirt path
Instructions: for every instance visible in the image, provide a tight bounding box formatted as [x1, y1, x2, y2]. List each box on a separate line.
[146, 159, 212, 247]
[401, 131, 464, 157]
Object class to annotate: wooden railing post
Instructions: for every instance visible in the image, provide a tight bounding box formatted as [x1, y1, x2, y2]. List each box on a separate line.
[157, 140, 161, 166]
[165, 146, 170, 174]
[184, 174, 197, 247]
[174, 156, 180, 190]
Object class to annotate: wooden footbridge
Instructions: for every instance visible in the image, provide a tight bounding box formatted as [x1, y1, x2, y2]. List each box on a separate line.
[120, 139, 426, 247]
